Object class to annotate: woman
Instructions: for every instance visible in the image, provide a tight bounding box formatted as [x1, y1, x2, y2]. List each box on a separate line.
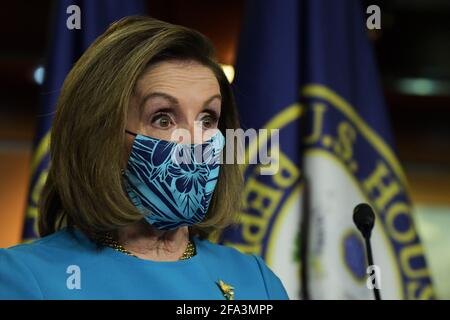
[0, 16, 288, 300]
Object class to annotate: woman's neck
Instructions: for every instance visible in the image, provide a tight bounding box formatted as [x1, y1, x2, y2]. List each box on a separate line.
[116, 220, 190, 262]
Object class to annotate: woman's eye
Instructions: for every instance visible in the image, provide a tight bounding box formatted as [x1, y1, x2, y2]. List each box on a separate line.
[201, 115, 218, 129]
[151, 113, 173, 129]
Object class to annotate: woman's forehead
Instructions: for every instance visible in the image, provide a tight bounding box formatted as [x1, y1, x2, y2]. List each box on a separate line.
[137, 60, 219, 91]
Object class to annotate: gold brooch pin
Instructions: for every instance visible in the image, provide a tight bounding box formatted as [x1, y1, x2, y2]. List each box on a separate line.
[217, 279, 234, 300]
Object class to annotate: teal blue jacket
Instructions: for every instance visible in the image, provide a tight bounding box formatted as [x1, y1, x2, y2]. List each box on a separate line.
[0, 228, 289, 300]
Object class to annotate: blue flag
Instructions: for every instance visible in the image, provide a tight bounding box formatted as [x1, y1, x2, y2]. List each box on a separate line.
[22, 0, 145, 241]
[217, 0, 434, 299]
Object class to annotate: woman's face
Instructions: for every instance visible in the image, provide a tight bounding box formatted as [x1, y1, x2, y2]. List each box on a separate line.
[126, 60, 222, 157]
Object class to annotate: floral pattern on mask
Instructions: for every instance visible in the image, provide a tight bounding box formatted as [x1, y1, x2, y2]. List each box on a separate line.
[124, 131, 225, 230]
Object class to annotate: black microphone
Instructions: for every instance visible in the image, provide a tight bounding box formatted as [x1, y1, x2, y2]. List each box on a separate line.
[353, 203, 381, 300]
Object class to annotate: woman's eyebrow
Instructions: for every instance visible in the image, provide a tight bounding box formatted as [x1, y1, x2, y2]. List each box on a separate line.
[203, 94, 222, 107]
[141, 92, 179, 108]
[141, 92, 222, 108]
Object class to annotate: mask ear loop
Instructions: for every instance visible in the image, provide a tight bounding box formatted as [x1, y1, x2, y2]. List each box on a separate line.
[125, 129, 137, 136]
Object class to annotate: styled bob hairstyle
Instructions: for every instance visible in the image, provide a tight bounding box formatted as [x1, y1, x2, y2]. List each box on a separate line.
[38, 16, 242, 240]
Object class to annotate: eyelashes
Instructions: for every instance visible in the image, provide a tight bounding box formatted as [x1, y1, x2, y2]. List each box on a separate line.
[150, 113, 175, 129]
[201, 109, 219, 122]
[148, 107, 220, 129]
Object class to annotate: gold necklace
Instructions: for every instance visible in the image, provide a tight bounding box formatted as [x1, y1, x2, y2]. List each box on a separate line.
[98, 233, 196, 260]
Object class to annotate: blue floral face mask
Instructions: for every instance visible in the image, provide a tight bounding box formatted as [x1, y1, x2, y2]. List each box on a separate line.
[123, 130, 225, 230]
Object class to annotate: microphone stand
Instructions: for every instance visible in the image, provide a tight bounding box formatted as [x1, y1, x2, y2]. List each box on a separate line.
[364, 234, 381, 300]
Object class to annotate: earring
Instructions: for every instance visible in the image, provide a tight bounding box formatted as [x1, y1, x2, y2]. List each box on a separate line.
[121, 169, 125, 175]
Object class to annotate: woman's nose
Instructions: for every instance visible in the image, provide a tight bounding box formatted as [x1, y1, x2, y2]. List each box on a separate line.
[172, 121, 204, 144]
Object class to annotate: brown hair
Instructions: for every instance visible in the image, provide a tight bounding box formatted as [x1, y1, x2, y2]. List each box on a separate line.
[38, 16, 242, 240]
